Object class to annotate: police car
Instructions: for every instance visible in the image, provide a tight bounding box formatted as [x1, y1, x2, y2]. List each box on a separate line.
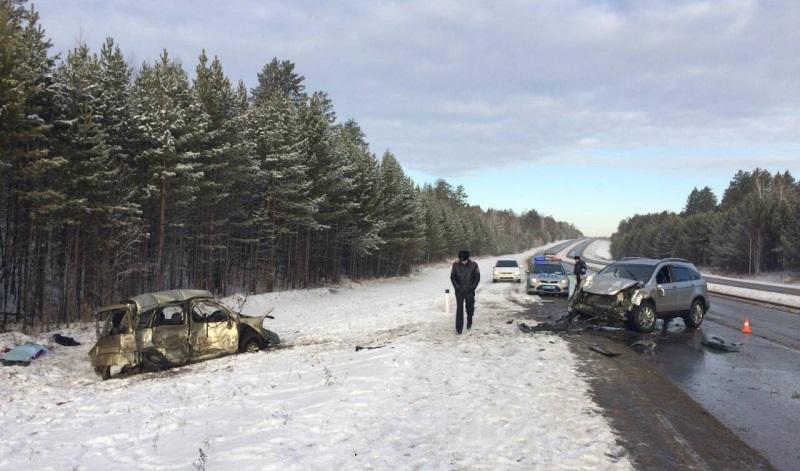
[526, 255, 570, 296]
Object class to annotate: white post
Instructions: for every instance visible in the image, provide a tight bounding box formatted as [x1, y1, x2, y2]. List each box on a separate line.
[444, 289, 450, 313]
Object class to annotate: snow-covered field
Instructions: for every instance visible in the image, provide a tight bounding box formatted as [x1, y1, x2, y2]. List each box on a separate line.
[582, 239, 612, 261]
[0, 243, 631, 470]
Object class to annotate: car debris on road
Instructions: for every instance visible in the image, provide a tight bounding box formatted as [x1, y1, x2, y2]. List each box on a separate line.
[629, 339, 657, 354]
[589, 344, 622, 357]
[700, 332, 742, 352]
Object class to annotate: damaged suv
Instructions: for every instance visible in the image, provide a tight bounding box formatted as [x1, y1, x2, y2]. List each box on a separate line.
[568, 258, 709, 332]
[88, 289, 280, 379]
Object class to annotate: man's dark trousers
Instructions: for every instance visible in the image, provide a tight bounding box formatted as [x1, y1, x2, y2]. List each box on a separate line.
[455, 291, 475, 333]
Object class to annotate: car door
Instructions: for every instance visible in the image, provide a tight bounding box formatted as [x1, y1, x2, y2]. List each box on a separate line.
[189, 300, 238, 360]
[670, 265, 694, 312]
[652, 265, 677, 314]
[91, 305, 137, 368]
[151, 303, 190, 365]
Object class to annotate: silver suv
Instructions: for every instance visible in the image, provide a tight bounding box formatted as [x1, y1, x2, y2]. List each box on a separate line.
[568, 258, 709, 332]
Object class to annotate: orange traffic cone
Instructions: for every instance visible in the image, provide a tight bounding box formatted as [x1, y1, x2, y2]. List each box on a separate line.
[741, 318, 752, 334]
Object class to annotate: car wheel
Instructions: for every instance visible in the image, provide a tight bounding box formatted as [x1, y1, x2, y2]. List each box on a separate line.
[239, 334, 262, 353]
[630, 302, 657, 333]
[683, 299, 705, 328]
[95, 366, 111, 380]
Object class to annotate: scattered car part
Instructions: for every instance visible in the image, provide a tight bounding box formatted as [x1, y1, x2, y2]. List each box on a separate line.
[355, 343, 389, 352]
[629, 339, 657, 354]
[53, 333, 81, 346]
[701, 332, 742, 352]
[2, 343, 48, 366]
[589, 344, 621, 357]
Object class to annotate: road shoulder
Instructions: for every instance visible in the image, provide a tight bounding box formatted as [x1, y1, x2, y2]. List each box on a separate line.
[566, 330, 775, 470]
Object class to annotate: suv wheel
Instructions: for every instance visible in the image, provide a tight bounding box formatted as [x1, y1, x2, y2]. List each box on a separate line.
[683, 299, 705, 328]
[630, 301, 657, 333]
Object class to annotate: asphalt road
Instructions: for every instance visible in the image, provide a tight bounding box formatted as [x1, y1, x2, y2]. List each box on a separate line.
[555, 242, 800, 470]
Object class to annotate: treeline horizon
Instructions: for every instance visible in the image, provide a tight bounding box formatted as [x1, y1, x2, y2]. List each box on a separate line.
[610, 168, 800, 274]
[0, 2, 581, 330]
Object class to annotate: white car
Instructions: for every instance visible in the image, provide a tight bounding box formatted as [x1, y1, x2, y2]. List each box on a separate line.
[492, 259, 522, 283]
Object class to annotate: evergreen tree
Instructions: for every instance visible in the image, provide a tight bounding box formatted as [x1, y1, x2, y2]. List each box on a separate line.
[683, 186, 717, 215]
[132, 50, 206, 288]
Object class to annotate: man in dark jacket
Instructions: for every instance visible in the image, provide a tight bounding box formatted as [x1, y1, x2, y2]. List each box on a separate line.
[450, 250, 480, 334]
[573, 255, 587, 287]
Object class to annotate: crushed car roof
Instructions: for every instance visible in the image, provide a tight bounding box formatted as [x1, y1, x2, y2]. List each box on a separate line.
[127, 289, 214, 312]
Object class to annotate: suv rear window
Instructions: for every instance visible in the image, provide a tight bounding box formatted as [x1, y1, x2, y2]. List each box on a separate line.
[496, 260, 518, 267]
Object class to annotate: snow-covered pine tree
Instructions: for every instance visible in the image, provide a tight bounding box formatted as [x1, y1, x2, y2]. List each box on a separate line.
[0, 0, 57, 329]
[247, 66, 316, 290]
[95, 38, 145, 301]
[375, 151, 425, 276]
[191, 50, 249, 292]
[132, 50, 206, 289]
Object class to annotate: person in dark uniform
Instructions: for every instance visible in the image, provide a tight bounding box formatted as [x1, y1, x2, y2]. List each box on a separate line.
[573, 255, 587, 287]
[450, 250, 480, 334]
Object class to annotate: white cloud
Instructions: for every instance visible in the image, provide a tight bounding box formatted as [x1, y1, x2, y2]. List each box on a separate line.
[36, 0, 800, 180]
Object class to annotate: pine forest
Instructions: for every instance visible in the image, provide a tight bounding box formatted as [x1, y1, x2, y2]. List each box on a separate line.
[610, 169, 800, 275]
[0, 2, 582, 330]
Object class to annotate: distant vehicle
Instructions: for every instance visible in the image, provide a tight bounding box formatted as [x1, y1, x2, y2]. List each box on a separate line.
[492, 259, 522, 283]
[526, 255, 569, 296]
[568, 258, 709, 332]
[88, 289, 280, 379]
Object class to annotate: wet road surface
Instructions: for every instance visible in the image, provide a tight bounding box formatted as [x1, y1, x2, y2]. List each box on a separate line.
[650, 302, 800, 471]
[513, 289, 773, 470]
[523, 247, 799, 469]
[568, 243, 800, 469]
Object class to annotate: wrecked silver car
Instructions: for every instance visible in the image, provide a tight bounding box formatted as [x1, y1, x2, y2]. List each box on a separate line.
[89, 289, 280, 379]
[568, 258, 709, 332]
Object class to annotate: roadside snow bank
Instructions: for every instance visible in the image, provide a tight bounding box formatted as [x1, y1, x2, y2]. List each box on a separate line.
[0, 242, 631, 470]
[707, 284, 800, 309]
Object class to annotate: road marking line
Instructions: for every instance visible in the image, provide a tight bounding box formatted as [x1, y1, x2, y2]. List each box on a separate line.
[654, 410, 710, 471]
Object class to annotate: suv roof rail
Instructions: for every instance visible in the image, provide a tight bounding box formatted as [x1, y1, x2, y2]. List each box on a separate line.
[661, 257, 689, 263]
[620, 256, 645, 260]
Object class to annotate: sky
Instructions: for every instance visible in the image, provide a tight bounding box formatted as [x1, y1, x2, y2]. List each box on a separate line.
[35, 0, 800, 236]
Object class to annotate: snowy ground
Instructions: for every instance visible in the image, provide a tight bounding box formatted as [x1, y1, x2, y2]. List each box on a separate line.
[582, 239, 612, 261]
[0, 243, 631, 471]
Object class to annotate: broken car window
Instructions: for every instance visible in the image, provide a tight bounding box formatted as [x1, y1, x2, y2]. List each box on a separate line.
[137, 309, 155, 329]
[655, 266, 672, 284]
[154, 304, 186, 326]
[102, 309, 131, 336]
[191, 301, 228, 323]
